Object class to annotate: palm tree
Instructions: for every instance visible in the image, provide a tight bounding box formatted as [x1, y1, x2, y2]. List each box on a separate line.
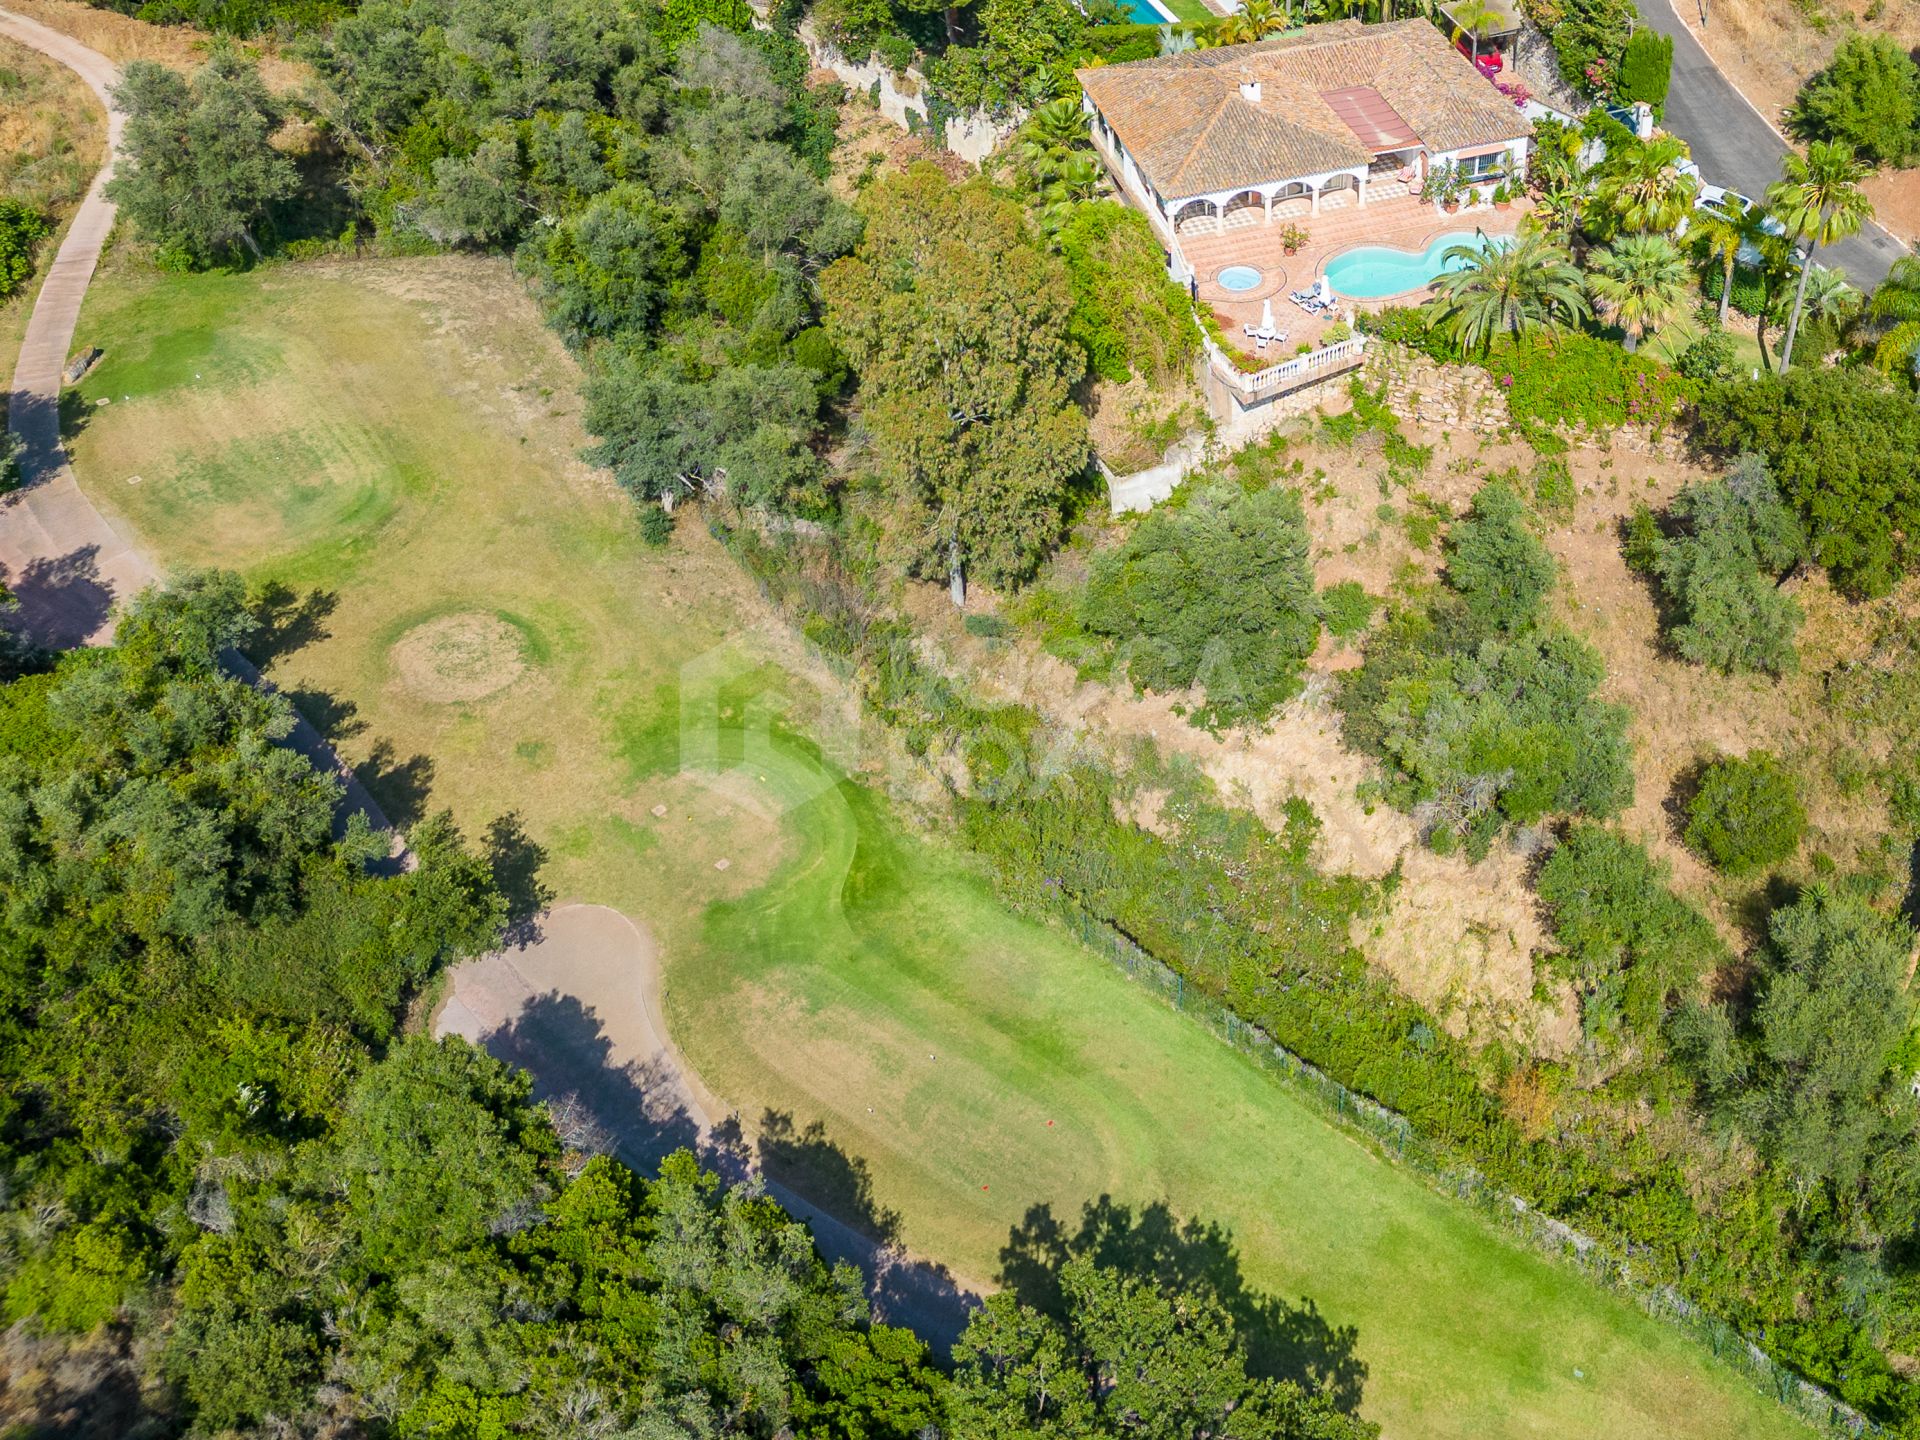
[1159, 25, 1197, 55]
[1765, 139, 1875, 374]
[1595, 136, 1700, 236]
[1586, 233, 1692, 351]
[1867, 255, 1920, 378]
[1210, 0, 1286, 45]
[1427, 231, 1590, 355]
[1017, 99, 1090, 189]
[1531, 176, 1588, 235]
[1448, 0, 1503, 59]
[1689, 201, 1766, 326]
[1801, 265, 1861, 327]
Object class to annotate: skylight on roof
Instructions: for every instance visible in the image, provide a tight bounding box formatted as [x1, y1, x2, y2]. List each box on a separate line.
[1320, 85, 1421, 152]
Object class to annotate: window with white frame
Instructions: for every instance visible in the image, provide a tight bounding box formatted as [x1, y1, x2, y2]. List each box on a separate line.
[1457, 150, 1508, 179]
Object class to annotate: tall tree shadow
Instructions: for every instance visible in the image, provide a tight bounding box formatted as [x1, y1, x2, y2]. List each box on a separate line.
[484, 812, 553, 945]
[357, 740, 435, 828]
[1, 547, 114, 651]
[999, 1196, 1368, 1414]
[755, 1109, 904, 1246]
[479, 990, 704, 1173]
[244, 580, 338, 666]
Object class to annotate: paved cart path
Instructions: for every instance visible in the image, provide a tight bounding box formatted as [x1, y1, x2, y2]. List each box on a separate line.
[1, 12, 982, 1348]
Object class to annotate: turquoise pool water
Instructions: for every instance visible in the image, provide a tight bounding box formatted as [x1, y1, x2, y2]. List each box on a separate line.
[1217, 265, 1262, 293]
[1117, 0, 1176, 20]
[1323, 231, 1511, 299]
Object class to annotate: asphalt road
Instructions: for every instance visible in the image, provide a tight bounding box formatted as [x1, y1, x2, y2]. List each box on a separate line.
[1638, 0, 1908, 289]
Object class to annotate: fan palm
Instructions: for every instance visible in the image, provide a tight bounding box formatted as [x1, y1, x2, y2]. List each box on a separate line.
[1427, 231, 1590, 355]
[1801, 265, 1861, 326]
[1586, 233, 1692, 351]
[1766, 139, 1874, 373]
[1017, 99, 1090, 188]
[1867, 255, 1920, 378]
[1596, 137, 1700, 236]
[1160, 25, 1197, 55]
[1689, 201, 1766, 326]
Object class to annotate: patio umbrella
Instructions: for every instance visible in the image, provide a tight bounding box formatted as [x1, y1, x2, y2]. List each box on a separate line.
[1316, 275, 1334, 304]
[1260, 298, 1275, 334]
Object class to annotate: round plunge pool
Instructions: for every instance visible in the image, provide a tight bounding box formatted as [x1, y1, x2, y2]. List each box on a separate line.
[1216, 265, 1263, 293]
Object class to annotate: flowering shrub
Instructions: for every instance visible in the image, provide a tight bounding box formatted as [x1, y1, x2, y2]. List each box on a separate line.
[1494, 77, 1532, 109]
[1494, 331, 1694, 437]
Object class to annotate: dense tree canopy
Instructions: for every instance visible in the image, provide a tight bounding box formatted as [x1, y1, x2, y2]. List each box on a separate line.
[952, 1256, 1377, 1440]
[823, 164, 1089, 590]
[107, 52, 296, 265]
[1678, 889, 1920, 1219]
[1082, 479, 1318, 732]
[1695, 367, 1920, 598]
[1789, 33, 1920, 168]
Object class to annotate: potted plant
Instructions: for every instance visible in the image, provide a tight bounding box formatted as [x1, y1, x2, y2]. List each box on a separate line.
[1279, 222, 1308, 254]
[1492, 180, 1513, 211]
[1423, 160, 1461, 213]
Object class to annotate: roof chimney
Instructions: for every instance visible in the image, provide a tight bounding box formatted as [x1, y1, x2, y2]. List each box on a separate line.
[1240, 78, 1262, 104]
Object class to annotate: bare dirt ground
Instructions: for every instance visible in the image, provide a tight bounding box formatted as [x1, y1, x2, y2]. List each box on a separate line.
[922, 408, 1919, 1064]
[826, 88, 970, 201]
[1663, 0, 1920, 242]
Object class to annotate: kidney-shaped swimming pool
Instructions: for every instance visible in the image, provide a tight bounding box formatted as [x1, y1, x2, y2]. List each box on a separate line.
[1323, 230, 1512, 300]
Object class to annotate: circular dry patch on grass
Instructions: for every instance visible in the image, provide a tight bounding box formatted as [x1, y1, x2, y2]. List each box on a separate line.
[392, 611, 527, 702]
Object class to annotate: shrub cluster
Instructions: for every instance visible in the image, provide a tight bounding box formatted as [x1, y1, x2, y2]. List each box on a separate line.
[1058, 200, 1196, 386]
[1628, 453, 1806, 675]
[1536, 825, 1730, 1051]
[1684, 751, 1808, 875]
[0, 199, 49, 300]
[1337, 481, 1632, 856]
[1494, 331, 1694, 438]
[1082, 478, 1319, 731]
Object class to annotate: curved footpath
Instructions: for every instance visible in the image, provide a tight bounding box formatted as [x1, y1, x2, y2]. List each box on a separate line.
[2, 10, 978, 1348]
[1641, 0, 1905, 289]
[0, 7, 389, 834]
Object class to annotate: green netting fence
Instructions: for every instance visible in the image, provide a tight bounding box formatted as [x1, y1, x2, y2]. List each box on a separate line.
[1059, 903, 1877, 1440]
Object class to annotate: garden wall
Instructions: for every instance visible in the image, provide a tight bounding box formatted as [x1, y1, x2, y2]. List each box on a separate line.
[1364, 342, 1686, 458]
[790, 16, 1020, 164]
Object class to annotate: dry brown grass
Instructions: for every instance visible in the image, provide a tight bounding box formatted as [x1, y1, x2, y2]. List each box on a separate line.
[0, 0, 306, 88]
[0, 33, 103, 209]
[825, 89, 969, 201]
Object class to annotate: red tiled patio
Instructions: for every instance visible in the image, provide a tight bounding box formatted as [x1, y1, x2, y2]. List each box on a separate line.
[1177, 190, 1533, 359]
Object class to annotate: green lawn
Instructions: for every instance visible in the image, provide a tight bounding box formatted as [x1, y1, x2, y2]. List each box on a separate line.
[65, 255, 1811, 1440]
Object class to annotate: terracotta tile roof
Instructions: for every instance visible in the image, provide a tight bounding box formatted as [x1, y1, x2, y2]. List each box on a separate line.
[1076, 19, 1532, 201]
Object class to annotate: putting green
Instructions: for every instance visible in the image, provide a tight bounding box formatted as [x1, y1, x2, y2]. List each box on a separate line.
[65, 256, 1810, 1440]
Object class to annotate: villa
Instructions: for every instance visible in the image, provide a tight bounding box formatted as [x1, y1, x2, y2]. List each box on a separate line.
[1078, 19, 1536, 418]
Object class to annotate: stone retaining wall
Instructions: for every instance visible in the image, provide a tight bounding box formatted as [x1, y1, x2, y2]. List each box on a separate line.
[792, 16, 1018, 164]
[1364, 342, 1686, 458]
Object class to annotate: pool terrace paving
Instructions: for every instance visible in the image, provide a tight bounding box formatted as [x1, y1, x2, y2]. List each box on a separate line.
[1178, 190, 1532, 359]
